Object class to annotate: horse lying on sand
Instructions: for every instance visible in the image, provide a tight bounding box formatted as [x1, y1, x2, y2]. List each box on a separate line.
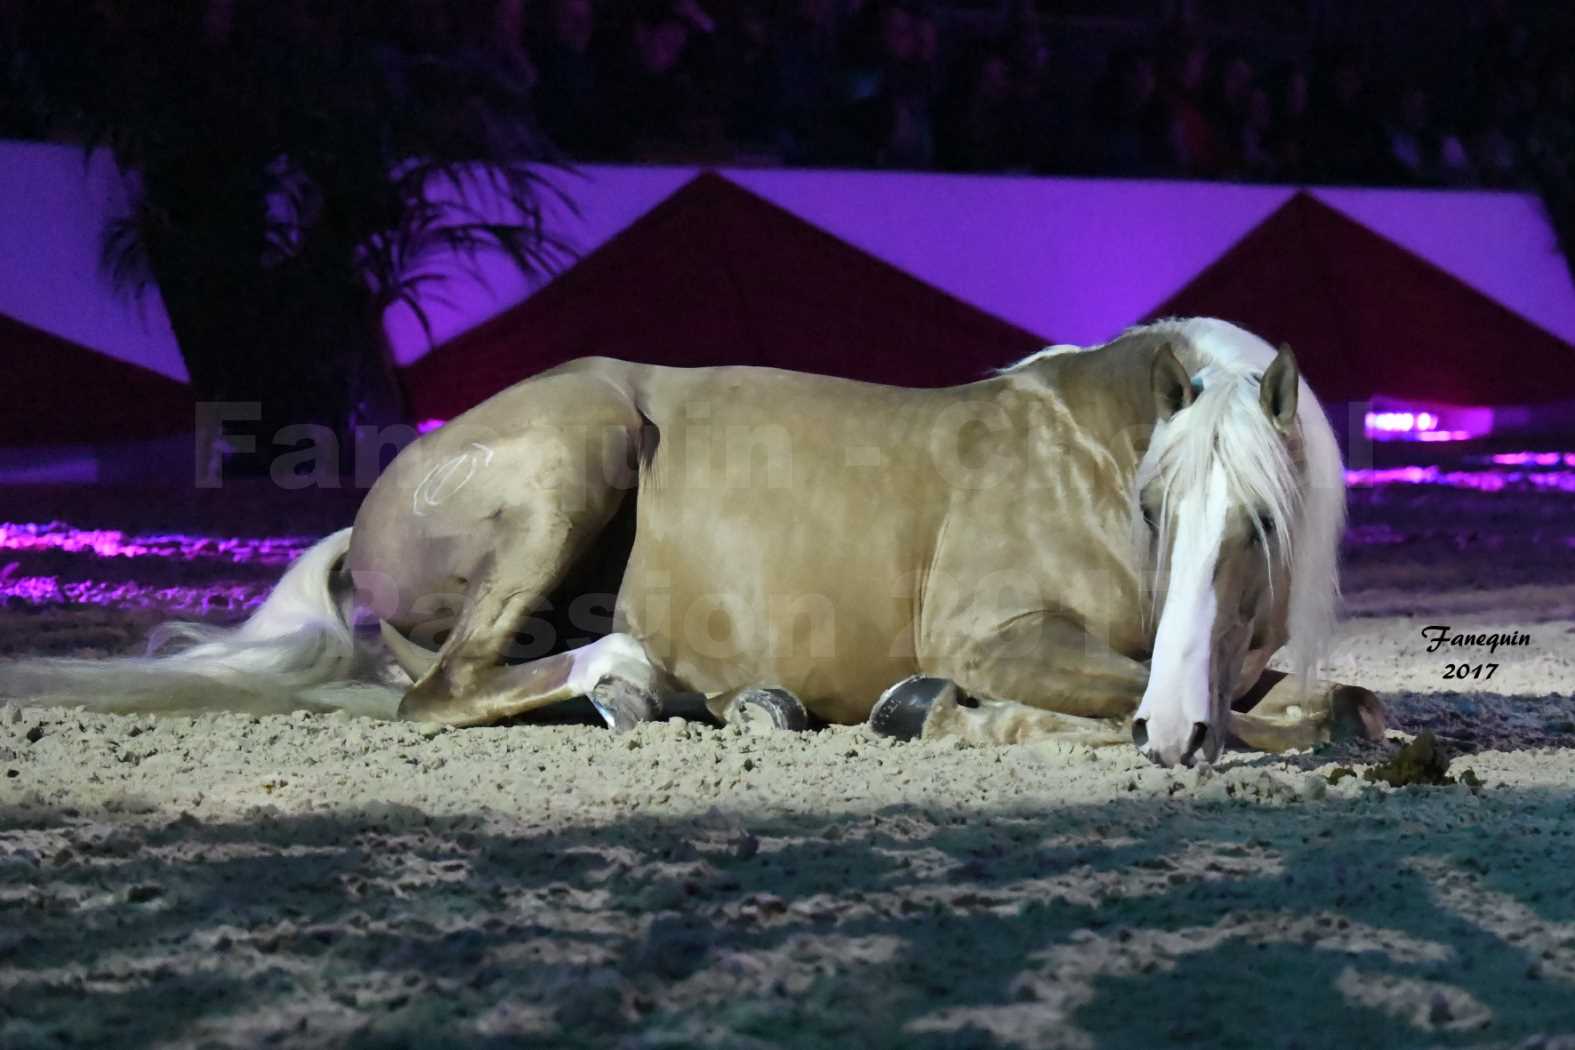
[1, 317, 1383, 768]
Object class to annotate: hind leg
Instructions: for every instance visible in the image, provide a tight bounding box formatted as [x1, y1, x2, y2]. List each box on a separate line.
[351, 363, 654, 727]
[394, 510, 667, 728]
[1228, 669, 1386, 751]
[402, 618, 669, 730]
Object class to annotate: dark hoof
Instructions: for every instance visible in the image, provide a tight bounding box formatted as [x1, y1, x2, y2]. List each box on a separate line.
[590, 676, 663, 733]
[1330, 685, 1386, 742]
[869, 676, 968, 741]
[731, 687, 810, 732]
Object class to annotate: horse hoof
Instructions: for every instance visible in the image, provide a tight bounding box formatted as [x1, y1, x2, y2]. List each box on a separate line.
[590, 676, 663, 733]
[730, 687, 810, 733]
[869, 676, 965, 741]
[1329, 685, 1386, 742]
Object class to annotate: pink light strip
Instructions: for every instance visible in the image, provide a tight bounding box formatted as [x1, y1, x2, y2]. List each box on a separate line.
[1366, 410, 1439, 433]
[0, 523, 314, 566]
[1489, 451, 1575, 466]
[1346, 467, 1575, 492]
[0, 573, 272, 615]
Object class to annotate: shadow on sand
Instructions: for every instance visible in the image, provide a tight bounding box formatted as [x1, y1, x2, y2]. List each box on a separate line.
[3, 783, 1574, 1049]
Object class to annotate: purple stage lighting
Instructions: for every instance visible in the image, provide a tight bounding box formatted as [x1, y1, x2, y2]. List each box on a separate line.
[1362, 399, 1494, 443]
[0, 523, 317, 614]
[0, 523, 314, 565]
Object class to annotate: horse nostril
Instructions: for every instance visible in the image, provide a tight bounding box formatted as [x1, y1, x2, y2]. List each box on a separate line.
[1184, 722, 1209, 759]
[1131, 718, 1148, 749]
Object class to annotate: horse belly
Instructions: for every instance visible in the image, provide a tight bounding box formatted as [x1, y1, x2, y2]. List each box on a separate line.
[613, 496, 925, 724]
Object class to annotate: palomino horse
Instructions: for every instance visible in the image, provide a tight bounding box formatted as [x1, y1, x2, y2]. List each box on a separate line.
[1, 318, 1381, 767]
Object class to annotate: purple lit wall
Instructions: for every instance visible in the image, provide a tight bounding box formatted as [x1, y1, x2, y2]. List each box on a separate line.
[1314, 187, 1573, 348]
[2, 142, 1573, 383]
[377, 168, 1295, 361]
[382, 167, 1575, 366]
[0, 142, 187, 381]
[0, 521, 309, 565]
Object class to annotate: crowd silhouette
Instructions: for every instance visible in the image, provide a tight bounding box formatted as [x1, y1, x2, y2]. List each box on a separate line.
[3, 0, 1571, 190]
[506, 0, 1568, 190]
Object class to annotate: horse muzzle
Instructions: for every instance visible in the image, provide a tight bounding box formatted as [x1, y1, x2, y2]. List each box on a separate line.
[1131, 717, 1217, 768]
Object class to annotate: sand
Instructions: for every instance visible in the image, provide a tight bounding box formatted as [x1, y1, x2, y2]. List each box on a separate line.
[2, 482, 1574, 1049]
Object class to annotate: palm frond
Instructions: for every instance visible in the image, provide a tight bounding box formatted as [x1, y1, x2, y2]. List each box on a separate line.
[98, 210, 160, 301]
[19, 1, 582, 380]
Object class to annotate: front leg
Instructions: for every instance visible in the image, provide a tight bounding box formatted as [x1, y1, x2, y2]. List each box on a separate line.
[875, 613, 1149, 746]
[869, 675, 1131, 746]
[932, 612, 1152, 721]
[868, 670, 1386, 753]
[875, 608, 1383, 752]
[1229, 669, 1386, 750]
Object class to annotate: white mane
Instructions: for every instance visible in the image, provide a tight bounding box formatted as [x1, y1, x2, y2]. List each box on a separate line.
[1008, 317, 1346, 679]
[1142, 318, 1346, 679]
[1003, 342, 1085, 369]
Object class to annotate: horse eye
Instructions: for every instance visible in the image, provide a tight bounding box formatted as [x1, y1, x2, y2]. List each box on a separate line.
[1141, 503, 1159, 531]
[1250, 515, 1275, 545]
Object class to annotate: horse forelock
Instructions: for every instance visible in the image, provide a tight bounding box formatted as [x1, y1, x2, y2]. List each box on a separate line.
[1138, 372, 1301, 576]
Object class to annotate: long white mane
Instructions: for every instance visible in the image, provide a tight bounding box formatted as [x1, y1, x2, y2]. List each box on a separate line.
[1141, 318, 1345, 679]
[1010, 318, 1346, 679]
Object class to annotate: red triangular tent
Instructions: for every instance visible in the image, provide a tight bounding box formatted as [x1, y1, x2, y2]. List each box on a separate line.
[1149, 191, 1575, 405]
[0, 312, 192, 446]
[400, 172, 1047, 421]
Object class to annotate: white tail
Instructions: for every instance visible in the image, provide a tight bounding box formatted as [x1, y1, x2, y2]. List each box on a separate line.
[0, 528, 400, 719]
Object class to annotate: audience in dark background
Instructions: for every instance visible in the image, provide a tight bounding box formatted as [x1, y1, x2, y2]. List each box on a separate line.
[401, 0, 1567, 195]
[1, 0, 1571, 194]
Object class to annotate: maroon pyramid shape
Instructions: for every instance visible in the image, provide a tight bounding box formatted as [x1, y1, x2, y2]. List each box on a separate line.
[400, 172, 1047, 421]
[1, 312, 192, 446]
[1150, 191, 1575, 405]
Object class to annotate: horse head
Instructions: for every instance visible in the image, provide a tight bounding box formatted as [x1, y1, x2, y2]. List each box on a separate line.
[1130, 338, 1322, 767]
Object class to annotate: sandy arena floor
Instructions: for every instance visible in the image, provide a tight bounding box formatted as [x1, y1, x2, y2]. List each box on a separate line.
[2, 480, 1574, 1049]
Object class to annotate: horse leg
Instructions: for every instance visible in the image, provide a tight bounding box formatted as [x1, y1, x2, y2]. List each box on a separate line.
[394, 510, 668, 729]
[872, 616, 1147, 746]
[400, 610, 667, 731]
[582, 642, 668, 732]
[874, 671, 1387, 752]
[869, 675, 1130, 747]
[1228, 669, 1386, 751]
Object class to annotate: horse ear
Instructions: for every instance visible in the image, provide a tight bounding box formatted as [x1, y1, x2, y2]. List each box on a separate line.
[1151, 342, 1194, 421]
[1260, 343, 1300, 431]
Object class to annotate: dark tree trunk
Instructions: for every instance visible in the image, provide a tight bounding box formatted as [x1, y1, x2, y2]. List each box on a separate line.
[151, 231, 407, 484]
[265, 256, 410, 479]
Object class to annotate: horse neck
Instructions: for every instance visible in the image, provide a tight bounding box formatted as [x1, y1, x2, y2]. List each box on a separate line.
[960, 370, 1152, 654]
[1001, 353, 1158, 484]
